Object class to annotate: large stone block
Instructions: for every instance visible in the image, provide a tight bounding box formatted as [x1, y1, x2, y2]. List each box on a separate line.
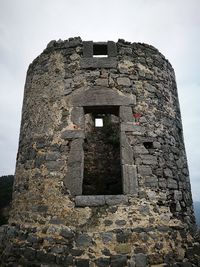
[82, 41, 93, 57]
[80, 57, 117, 69]
[105, 195, 128, 205]
[110, 255, 127, 267]
[140, 155, 157, 165]
[135, 253, 147, 267]
[145, 176, 158, 187]
[75, 196, 105, 206]
[72, 87, 135, 107]
[64, 139, 84, 195]
[121, 123, 144, 134]
[71, 107, 84, 128]
[75, 195, 128, 206]
[122, 164, 138, 195]
[119, 106, 133, 122]
[117, 77, 131, 86]
[61, 130, 85, 139]
[138, 166, 153, 176]
[121, 132, 133, 165]
[108, 41, 117, 57]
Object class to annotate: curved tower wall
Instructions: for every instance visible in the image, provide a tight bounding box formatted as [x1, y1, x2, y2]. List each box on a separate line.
[1, 38, 198, 266]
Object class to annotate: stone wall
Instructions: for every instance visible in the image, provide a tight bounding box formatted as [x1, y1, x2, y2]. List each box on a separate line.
[0, 37, 199, 266]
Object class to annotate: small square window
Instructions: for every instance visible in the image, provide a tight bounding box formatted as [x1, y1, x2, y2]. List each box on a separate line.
[93, 43, 108, 58]
[95, 118, 103, 127]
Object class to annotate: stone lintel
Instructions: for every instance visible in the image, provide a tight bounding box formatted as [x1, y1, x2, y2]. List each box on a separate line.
[80, 57, 117, 69]
[72, 87, 135, 107]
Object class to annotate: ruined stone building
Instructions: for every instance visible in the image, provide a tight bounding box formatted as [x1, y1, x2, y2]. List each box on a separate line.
[0, 37, 199, 266]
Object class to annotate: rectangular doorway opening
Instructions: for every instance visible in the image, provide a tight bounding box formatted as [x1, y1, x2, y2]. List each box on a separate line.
[83, 106, 122, 195]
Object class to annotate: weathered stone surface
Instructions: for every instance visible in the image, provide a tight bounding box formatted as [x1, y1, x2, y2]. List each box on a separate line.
[110, 255, 127, 267]
[121, 123, 144, 133]
[115, 243, 131, 254]
[83, 41, 93, 57]
[46, 151, 60, 161]
[60, 228, 74, 239]
[123, 164, 138, 194]
[46, 160, 65, 171]
[105, 195, 128, 205]
[121, 132, 134, 165]
[95, 78, 109, 87]
[167, 179, 178, 189]
[1, 38, 197, 267]
[95, 257, 110, 267]
[36, 250, 55, 263]
[117, 77, 131, 86]
[56, 255, 73, 265]
[164, 168, 173, 178]
[145, 176, 158, 187]
[64, 139, 84, 195]
[51, 246, 67, 254]
[108, 41, 117, 57]
[80, 57, 117, 69]
[119, 106, 133, 122]
[115, 220, 126, 226]
[75, 234, 93, 248]
[24, 247, 36, 260]
[140, 155, 157, 165]
[118, 60, 134, 74]
[138, 166, 153, 176]
[76, 258, 90, 267]
[135, 253, 147, 267]
[75, 195, 105, 206]
[71, 107, 84, 128]
[72, 87, 135, 106]
[61, 130, 85, 139]
[101, 232, 113, 244]
[75, 195, 129, 206]
[116, 231, 131, 243]
[134, 145, 149, 154]
[104, 220, 113, 226]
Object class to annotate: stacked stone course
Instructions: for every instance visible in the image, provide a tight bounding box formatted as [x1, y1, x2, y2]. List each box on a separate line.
[0, 37, 199, 266]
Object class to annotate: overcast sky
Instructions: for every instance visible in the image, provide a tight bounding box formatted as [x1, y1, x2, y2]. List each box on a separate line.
[0, 0, 199, 201]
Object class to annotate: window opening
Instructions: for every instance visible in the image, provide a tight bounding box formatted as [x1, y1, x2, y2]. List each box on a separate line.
[93, 43, 108, 58]
[95, 118, 103, 127]
[143, 142, 153, 149]
[83, 107, 122, 195]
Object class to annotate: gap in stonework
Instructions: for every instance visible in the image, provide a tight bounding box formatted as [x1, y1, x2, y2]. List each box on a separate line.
[83, 107, 122, 195]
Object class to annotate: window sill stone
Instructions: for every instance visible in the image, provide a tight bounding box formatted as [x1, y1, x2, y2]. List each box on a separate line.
[75, 195, 128, 207]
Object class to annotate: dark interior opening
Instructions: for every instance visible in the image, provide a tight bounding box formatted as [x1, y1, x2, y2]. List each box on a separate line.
[93, 43, 108, 57]
[143, 142, 153, 149]
[83, 107, 122, 195]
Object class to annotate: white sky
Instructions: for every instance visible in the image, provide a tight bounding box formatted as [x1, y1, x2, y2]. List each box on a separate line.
[0, 0, 199, 200]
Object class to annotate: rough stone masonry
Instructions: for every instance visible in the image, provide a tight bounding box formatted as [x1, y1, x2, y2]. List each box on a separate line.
[0, 37, 199, 266]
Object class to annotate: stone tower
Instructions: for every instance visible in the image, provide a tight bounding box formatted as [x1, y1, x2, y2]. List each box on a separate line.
[0, 37, 199, 266]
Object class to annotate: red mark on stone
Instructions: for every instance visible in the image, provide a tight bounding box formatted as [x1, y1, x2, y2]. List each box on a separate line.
[133, 113, 141, 119]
